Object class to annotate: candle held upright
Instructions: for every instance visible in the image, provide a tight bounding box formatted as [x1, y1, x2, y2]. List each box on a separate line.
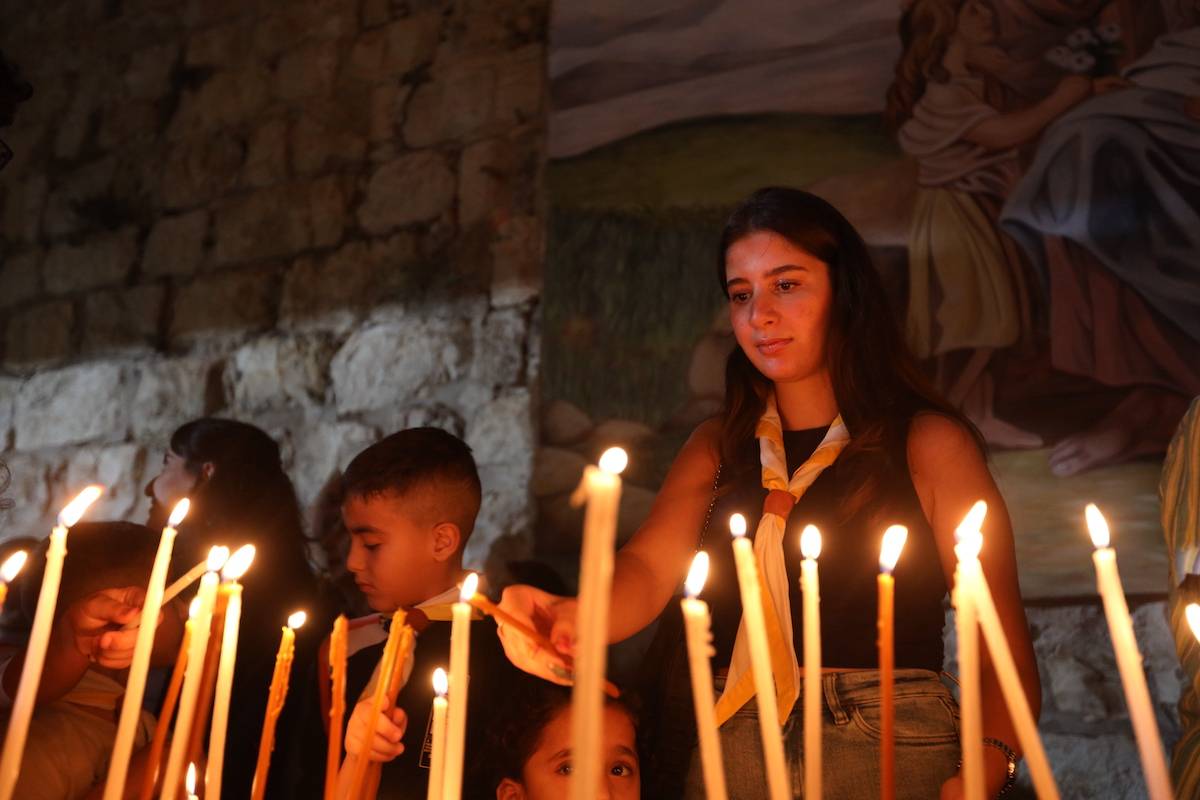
[207, 544, 256, 798]
[954, 502, 986, 800]
[444, 573, 479, 800]
[251, 610, 306, 800]
[877, 525, 907, 800]
[681, 552, 728, 800]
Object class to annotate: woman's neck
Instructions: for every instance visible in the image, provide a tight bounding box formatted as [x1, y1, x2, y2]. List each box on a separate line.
[774, 371, 838, 430]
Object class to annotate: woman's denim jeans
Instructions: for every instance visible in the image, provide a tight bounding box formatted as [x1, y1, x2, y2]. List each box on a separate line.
[684, 670, 961, 799]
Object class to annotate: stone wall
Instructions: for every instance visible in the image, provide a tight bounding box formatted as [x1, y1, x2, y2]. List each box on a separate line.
[0, 0, 549, 573]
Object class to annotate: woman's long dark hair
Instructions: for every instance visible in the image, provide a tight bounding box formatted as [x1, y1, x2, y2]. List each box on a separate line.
[716, 187, 982, 522]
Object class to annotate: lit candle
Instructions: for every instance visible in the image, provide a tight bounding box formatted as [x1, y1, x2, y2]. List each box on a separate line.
[569, 447, 626, 800]
[729, 513, 789, 800]
[878, 525, 907, 800]
[426, 668, 449, 800]
[159, 559, 210, 608]
[0, 551, 28, 614]
[0, 485, 103, 800]
[139, 599, 196, 800]
[799, 525, 822, 800]
[345, 608, 407, 799]
[444, 573, 478, 800]
[185, 763, 198, 800]
[362, 622, 417, 799]
[104, 499, 190, 800]
[206, 544, 255, 798]
[1086, 504, 1171, 800]
[958, 509, 1059, 800]
[1187, 603, 1200, 642]
[251, 610, 306, 800]
[954, 502, 986, 800]
[681, 552, 728, 800]
[160, 546, 228, 800]
[325, 615, 348, 800]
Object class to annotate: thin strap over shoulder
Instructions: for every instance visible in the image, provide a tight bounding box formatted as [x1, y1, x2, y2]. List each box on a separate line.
[697, 462, 723, 550]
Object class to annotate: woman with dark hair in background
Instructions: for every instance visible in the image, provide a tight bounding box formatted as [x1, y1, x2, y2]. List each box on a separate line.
[144, 418, 329, 799]
[500, 188, 1039, 799]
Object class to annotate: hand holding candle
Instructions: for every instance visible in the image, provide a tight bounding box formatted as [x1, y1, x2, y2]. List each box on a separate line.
[0, 485, 103, 800]
[681, 552, 728, 800]
[878, 525, 907, 800]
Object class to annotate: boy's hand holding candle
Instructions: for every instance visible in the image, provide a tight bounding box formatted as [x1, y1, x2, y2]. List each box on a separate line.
[345, 696, 408, 762]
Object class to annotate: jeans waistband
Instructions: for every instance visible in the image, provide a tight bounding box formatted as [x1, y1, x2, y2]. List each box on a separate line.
[821, 669, 948, 724]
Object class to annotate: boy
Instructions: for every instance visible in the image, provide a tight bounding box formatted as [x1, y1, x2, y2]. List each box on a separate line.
[325, 427, 521, 799]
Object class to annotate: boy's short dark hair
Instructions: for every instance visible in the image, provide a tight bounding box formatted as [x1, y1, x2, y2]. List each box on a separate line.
[341, 427, 483, 541]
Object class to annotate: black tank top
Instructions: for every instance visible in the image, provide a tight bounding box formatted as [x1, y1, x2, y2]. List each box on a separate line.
[702, 423, 948, 671]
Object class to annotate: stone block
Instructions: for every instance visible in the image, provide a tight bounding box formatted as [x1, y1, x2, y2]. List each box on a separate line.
[167, 66, 271, 138]
[170, 268, 277, 340]
[0, 377, 19, 448]
[289, 420, 379, 507]
[465, 388, 533, 467]
[0, 451, 51, 538]
[1040, 731, 1146, 799]
[186, 20, 253, 68]
[64, 443, 146, 520]
[330, 310, 473, 414]
[253, 1, 356, 56]
[2, 173, 48, 243]
[473, 307, 528, 387]
[532, 447, 586, 498]
[309, 175, 349, 249]
[0, 249, 43, 310]
[291, 114, 367, 176]
[125, 42, 179, 100]
[489, 214, 541, 307]
[163, 133, 245, 209]
[13, 362, 130, 449]
[345, 12, 440, 82]
[493, 45, 544, 127]
[469, 464, 533, 570]
[131, 356, 216, 438]
[280, 234, 417, 329]
[213, 185, 312, 265]
[402, 63, 496, 148]
[4, 300, 74, 366]
[275, 39, 340, 101]
[367, 83, 409, 143]
[42, 159, 115, 238]
[541, 399, 592, 446]
[459, 137, 514, 229]
[588, 419, 656, 454]
[81, 284, 165, 354]
[43, 227, 139, 295]
[358, 151, 456, 235]
[97, 100, 161, 149]
[143, 210, 209, 277]
[226, 334, 333, 412]
[242, 118, 289, 188]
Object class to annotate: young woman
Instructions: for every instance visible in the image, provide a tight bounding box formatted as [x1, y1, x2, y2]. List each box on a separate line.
[500, 188, 1039, 799]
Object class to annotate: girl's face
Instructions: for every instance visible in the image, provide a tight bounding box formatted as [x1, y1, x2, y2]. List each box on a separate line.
[724, 230, 834, 387]
[956, 0, 996, 46]
[497, 704, 640, 800]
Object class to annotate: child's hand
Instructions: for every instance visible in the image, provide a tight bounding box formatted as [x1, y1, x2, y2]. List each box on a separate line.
[345, 697, 407, 763]
[496, 585, 576, 685]
[62, 587, 148, 669]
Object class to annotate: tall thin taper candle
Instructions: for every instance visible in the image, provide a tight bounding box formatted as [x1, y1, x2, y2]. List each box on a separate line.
[878, 525, 907, 800]
[105, 499, 190, 800]
[251, 611, 306, 800]
[345, 609, 406, 798]
[569, 447, 627, 800]
[799, 525, 823, 800]
[324, 615, 348, 800]
[427, 668, 449, 800]
[206, 545, 255, 798]
[729, 514, 789, 800]
[1086, 504, 1171, 800]
[0, 551, 28, 615]
[444, 573, 478, 800]
[160, 546, 228, 800]
[954, 503, 986, 800]
[0, 485, 103, 800]
[681, 552, 728, 800]
[140, 600, 195, 800]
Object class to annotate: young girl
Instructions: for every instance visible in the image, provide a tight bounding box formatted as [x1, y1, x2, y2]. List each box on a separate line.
[500, 188, 1039, 799]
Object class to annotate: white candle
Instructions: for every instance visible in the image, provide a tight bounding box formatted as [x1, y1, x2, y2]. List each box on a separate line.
[1086, 504, 1171, 800]
[799, 525, 822, 800]
[104, 499, 190, 800]
[729, 514, 789, 800]
[681, 552, 728, 800]
[159, 546, 228, 800]
[185, 763, 198, 800]
[444, 573, 478, 800]
[0, 551, 28, 614]
[878, 525, 907, 800]
[1187, 604, 1200, 643]
[426, 667, 449, 800]
[0, 485, 103, 800]
[206, 544, 255, 798]
[954, 503, 985, 800]
[569, 447, 626, 800]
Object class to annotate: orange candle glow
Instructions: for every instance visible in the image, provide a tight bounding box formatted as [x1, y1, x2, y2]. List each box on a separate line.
[139, 599, 196, 800]
[251, 611, 306, 800]
[324, 615, 348, 800]
[0, 551, 28, 614]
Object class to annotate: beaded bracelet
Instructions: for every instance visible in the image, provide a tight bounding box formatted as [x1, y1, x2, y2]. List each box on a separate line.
[955, 738, 1019, 797]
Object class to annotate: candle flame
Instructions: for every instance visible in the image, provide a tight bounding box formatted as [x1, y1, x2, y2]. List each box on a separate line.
[955, 528, 983, 562]
[1187, 604, 1200, 644]
[729, 513, 747, 538]
[800, 525, 822, 560]
[206, 545, 230, 572]
[459, 572, 479, 603]
[189, 596, 201, 620]
[185, 763, 197, 795]
[684, 551, 709, 598]
[1085, 503, 1110, 549]
[58, 485, 104, 528]
[222, 544, 256, 581]
[879, 525, 908, 573]
[955, 500, 988, 543]
[433, 667, 448, 696]
[168, 498, 191, 528]
[598, 447, 628, 475]
[287, 610, 307, 630]
[0, 551, 27, 583]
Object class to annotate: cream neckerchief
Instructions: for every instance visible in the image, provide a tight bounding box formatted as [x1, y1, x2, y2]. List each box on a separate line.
[714, 395, 849, 725]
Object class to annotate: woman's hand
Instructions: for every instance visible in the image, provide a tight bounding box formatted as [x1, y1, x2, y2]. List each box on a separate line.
[495, 585, 577, 685]
[344, 697, 407, 763]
